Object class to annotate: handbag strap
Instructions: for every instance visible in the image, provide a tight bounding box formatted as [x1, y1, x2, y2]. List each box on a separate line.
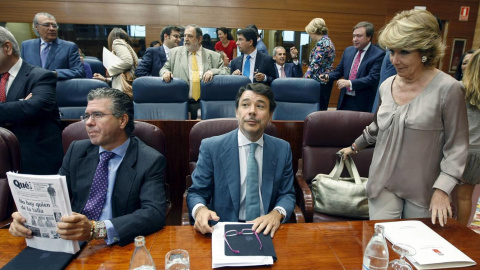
[344, 156, 363, 184]
[113, 39, 139, 70]
[328, 153, 344, 179]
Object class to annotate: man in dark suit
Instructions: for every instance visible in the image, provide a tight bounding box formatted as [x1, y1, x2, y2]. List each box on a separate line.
[230, 28, 276, 85]
[0, 26, 63, 175]
[272, 46, 303, 79]
[20, 12, 84, 80]
[187, 83, 295, 238]
[10, 87, 166, 246]
[322, 21, 384, 112]
[135, 25, 181, 78]
[246, 24, 269, 55]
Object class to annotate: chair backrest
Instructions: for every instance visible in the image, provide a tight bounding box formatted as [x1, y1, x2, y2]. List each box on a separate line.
[301, 111, 374, 184]
[0, 128, 21, 223]
[83, 57, 105, 77]
[133, 77, 189, 120]
[56, 79, 109, 120]
[188, 119, 278, 172]
[271, 78, 321, 120]
[200, 75, 251, 119]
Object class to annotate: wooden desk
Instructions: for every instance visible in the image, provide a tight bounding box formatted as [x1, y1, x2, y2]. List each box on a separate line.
[1, 219, 479, 269]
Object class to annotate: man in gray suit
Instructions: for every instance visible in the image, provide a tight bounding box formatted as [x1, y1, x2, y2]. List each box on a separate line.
[10, 87, 166, 246]
[160, 24, 228, 119]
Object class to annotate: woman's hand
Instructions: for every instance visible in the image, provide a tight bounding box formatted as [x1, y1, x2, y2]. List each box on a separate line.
[93, 73, 106, 82]
[339, 146, 354, 160]
[430, 189, 452, 227]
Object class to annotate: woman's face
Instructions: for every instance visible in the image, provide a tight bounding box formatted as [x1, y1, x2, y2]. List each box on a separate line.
[390, 49, 424, 78]
[218, 30, 226, 41]
[462, 53, 473, 72]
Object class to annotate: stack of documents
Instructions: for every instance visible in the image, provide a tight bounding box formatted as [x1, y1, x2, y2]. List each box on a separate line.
[211, 222, 275, 268]
[377, 220, 476, 269]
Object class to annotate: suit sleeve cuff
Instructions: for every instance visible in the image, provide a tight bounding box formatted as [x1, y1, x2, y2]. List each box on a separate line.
[104, 220, 120, 245]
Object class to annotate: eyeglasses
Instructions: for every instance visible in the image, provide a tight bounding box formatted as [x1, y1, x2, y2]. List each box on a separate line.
[224, 229, 262, 254]
[80, 112, 114, 122]
[171, 34, 181, 39]
[36, 23, 58, 29]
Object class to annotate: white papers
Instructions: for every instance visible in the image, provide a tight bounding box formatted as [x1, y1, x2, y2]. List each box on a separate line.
[376, 220, 476, 269]
[102, 47, 121, 69]
[7, 172, 79, 254]
[211, 222, 273, 268]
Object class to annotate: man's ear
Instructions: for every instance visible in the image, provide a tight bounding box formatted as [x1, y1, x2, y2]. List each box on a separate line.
[119, 114, 128, 129]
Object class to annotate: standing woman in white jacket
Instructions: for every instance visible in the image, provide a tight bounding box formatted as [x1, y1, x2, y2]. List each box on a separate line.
[93, 28, 138, 97]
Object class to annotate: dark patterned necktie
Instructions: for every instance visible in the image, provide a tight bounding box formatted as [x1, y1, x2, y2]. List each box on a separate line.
[83, 151, 116, 220]
[41, 43, 51, 68]
[0, 73, 10, 102]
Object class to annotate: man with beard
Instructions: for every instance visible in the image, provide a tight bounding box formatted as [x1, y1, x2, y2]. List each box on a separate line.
[160, 24, 228, 119]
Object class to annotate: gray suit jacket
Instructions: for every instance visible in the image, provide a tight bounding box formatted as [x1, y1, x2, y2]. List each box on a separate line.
[59, 137, 166, 246]
[159, 46, 229, 84]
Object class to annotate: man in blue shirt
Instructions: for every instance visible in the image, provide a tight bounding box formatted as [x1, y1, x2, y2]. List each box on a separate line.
[9, 88, 166, 246]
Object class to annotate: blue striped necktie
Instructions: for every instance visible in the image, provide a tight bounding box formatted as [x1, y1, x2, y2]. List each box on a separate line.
[244, 55, 251, 81]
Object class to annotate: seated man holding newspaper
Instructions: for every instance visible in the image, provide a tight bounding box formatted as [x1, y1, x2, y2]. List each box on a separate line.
[9, 87, 167, 246]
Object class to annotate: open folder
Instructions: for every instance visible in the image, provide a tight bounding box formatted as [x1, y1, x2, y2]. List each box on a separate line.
[211, 222, 276, 268]
[376, 220, 476, 269]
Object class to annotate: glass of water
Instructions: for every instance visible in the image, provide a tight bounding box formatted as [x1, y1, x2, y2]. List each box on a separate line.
[165, 249, 189, 270]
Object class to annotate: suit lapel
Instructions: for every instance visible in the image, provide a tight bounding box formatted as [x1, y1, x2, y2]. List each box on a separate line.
[201, 48, 210, 71]
[357, 45, 371, 76]
[6, 62, 30, 102]
[111, 138, 137, 217]
[76, 145, 100, 213]
[45, 38, 60, 69]
[261, 135, 276, 213]
[32, 39, 42, 67]
[346, 48, 356, 78]
[219, 131, 241, 216]
[179, 48, 189, 81]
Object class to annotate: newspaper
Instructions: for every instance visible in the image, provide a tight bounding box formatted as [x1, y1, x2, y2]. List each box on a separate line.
[7, 172, 80, 254]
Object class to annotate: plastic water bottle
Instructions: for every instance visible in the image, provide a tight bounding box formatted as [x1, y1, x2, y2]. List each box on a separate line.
[129, 236, 156, 270]
[362, 225, 389, 270]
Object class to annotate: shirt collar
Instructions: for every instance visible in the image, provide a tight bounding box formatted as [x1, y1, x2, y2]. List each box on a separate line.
[189, 46, 203, 55]
[163, 44, 170, 54]
[8, 58, 22, 78]
[244, 49, 257, 60]
[359, 42, 371, 53]
[40, 38, 53, 46]
[275, 63, 284, 69]
[237, 129, 264, 147]
[99, 137, 130, 158]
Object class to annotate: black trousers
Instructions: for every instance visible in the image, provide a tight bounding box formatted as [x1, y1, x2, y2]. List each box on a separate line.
[188, 99, 200, 120]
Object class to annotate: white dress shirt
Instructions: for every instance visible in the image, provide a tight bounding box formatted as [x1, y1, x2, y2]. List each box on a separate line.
[242, 49, 257, 82]
[4, 58, 22, 96]
[163, 44, 171, 60]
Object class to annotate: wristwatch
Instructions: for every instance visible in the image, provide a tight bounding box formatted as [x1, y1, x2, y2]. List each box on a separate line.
[94, 221, 107, 239]
[274, 208, 285, 219]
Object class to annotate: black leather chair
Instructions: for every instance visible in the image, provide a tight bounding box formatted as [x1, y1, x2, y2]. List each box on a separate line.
[295, 111, 374, 222]
[133, 77, 189, 120]
[271, 78, 321, 120]
[200, 75, 251, 119]
[62, 121, 172, 216]
[181, 118, 304, 225]
[56, 79, 109, 119]
[0, 128, 22, 228]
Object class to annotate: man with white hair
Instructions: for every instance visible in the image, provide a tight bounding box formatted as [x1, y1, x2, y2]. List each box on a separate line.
[21, 12, 84, 79]
[0, 26, 63, 174]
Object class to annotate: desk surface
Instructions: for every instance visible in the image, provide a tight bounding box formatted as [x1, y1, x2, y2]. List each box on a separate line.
[1, 218, 479, 269]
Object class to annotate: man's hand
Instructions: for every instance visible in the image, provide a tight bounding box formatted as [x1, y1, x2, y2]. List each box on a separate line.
[162, 71, 173, 82]
[290, 47, 298, 59]
[430, 189, 452, 227]
[194, 207, 220, 234]
[202, 70, 214, 82]
[232, 69, 242, 75]
[9, 212, 32, 239]
[320, 74, 329, 83]
[56, 212, 92, 241]
[25, 93, 33, 100]
[254, 72, 265, 82]
[337, 79, 350, 89]
[249, 210, 283, 238]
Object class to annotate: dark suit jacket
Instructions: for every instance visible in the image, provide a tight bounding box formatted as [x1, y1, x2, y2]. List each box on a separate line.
[21, 38, 85, 80]
[328, 44, 384, 112]
[187, 129, 295, 222]
[0, 61, 63, 174]
[372, 50, 397, 112]
[59, 137, 166, 246]
[229, 51, 276, 85]
[273, 62, 303, 79]
[135, 46, 167, 77]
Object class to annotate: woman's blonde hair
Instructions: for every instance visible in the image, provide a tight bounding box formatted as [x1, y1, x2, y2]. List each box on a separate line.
[378, 9, 445, 68]
[107, 28, 133, 51]
[463, 49, 480, 109]
[305, 18, 328, 35]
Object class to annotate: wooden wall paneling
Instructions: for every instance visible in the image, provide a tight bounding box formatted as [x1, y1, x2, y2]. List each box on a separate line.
[286, 0, 387, 16]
